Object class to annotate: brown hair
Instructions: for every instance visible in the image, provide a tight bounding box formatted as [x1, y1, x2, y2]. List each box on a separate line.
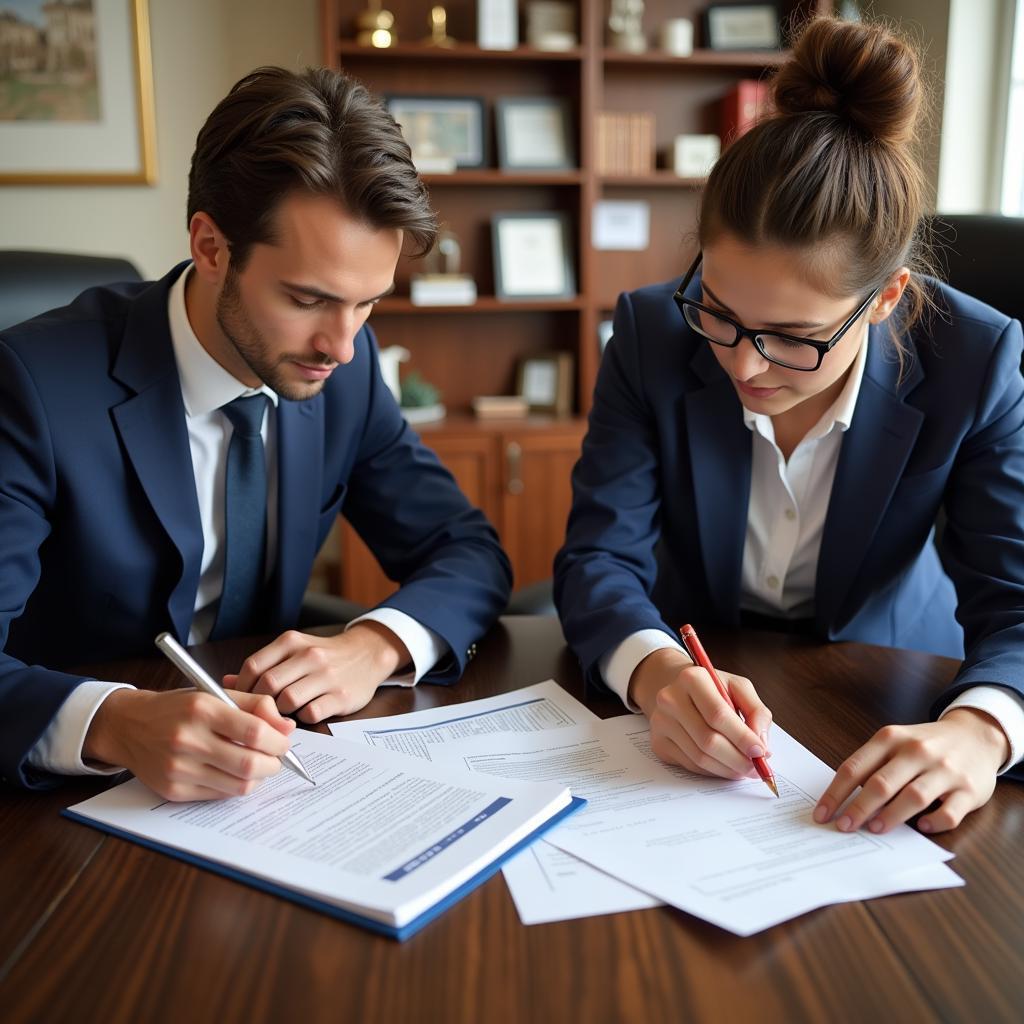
[187, 66, 437, 267]
[699, 17, 932, 359]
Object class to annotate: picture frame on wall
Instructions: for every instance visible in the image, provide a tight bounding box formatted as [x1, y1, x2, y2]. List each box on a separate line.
[516, 351, 574, 416]
[386, 94, 486, 172]
[495, 96, 575, 171]
[492, 211, 576, 300]
[703, 4, 781, 51]
[0, 0, 157, 185]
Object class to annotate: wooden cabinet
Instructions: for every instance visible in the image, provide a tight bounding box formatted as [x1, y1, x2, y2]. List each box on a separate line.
[321, 0, 831, 599]
[338, 418, 585, 605]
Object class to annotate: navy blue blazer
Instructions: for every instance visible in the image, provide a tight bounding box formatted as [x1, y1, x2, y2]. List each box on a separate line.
[555, 275, 1024, 747]
[0, 264, 511, 788]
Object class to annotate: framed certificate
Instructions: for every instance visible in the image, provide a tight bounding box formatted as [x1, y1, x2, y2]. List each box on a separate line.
[492, 212, 576, 300]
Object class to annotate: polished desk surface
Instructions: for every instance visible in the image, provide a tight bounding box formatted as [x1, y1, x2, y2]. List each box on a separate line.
[1, 617, 1021, 1024]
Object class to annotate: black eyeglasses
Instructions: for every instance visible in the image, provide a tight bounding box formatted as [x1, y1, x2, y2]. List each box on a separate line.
[672, 252, 878, 372]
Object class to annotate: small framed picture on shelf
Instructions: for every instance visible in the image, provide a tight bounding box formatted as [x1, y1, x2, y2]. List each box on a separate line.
[516, 352, 574, 416]
[495, 97, 575, 171]
[703, 4, 781, 51]
[492, 212, 576, 300]
[385, 95, 485, 172]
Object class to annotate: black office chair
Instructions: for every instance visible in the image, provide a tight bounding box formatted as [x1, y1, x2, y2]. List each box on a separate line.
[927, 214, 1024, 326]
[0, 249, 143, 332]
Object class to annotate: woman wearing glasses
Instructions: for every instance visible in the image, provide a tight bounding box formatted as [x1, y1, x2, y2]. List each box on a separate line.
[555, 16, 1024, 833]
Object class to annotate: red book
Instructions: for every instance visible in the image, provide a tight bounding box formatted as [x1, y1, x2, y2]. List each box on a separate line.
[720, 79, 772, 145]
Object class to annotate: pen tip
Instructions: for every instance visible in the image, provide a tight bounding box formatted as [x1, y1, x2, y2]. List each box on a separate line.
[767, 778, 779, 798]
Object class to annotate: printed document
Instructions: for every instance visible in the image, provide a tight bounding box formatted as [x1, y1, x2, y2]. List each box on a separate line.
[450, 713, 961, 935]
[66, 730, 573, 930]
[330, 680, 661, 923]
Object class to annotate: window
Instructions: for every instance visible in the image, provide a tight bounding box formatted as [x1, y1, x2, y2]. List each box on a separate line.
[1001, 0, 1024, 214]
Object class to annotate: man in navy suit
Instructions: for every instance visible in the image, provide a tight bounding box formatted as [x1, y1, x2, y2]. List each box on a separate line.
[0, 67, 511, 800]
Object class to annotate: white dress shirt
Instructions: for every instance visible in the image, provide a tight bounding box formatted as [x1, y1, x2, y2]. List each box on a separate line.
[600, 336, 1024, 773]
[27, 266, 444, 776]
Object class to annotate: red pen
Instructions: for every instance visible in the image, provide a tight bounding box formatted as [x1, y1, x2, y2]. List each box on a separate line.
[679, 624, 779, 797]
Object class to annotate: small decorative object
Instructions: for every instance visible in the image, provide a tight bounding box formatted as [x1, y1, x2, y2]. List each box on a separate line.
[377, 345, 410, 401]
[478, 0, 518, 50]
[703, 4, 781, 51]
[355, 0, 398, 48]
[400, 372, 445, 425]
[495, 97, 575, 171]
[720, 80, 772, 143]
[423, 5, 455, 47]
[592, 200, 650, 251]
[492, 212, 576, 301]
[0, 0, 157, 185]
[526, 2, 578, 51]
[608, 0, 647, 54]
[659, 17, 694, 57]
[410, 228, 477, 306]
[516, 352, 574, 416]
[386, 95, 485, 172]
[596, 111, 654, 176]
[472, 395, 529, 419]
[672, 134, 721, 177]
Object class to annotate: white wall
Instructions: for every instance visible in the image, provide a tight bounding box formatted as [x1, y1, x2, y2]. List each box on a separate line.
[0, 0, 319, 279]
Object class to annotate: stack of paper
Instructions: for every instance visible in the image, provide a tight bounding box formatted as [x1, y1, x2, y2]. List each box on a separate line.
[330, 681, 962, 935]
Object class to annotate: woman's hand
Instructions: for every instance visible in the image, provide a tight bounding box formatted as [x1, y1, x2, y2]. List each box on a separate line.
[814, 708, 1009, 834]
[629, 648, 773, 780]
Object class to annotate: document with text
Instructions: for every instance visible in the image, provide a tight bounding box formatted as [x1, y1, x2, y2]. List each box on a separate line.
[64, 730, 578, 940]
[329, 680, 662, 923]
[449, 714, 962, 935]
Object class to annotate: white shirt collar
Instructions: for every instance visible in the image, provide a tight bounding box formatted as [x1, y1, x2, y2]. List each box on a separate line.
[742, 328, 870, 442]
[167, 264, 278, 418]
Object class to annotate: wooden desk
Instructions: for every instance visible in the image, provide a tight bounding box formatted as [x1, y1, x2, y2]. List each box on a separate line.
[1, 618, 1020, 1023]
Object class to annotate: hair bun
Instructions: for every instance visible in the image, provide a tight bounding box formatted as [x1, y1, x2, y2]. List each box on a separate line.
[772, 18, 922, 145]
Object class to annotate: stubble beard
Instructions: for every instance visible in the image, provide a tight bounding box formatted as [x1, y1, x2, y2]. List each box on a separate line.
[216, 269, 330, 402]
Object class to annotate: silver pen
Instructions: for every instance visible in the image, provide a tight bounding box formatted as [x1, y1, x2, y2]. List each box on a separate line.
[154, 632, 316, 786]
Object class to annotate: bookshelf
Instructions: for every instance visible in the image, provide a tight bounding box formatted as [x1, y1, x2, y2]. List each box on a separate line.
[320, 0, 833, 603]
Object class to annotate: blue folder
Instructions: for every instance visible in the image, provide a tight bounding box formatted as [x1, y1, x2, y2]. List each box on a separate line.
[63, 795, 586, 941]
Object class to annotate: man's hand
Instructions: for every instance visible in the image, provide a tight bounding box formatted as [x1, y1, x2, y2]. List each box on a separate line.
[814, 708, 1008, 834]
[84, 687, 296, 802]
[629, 648, 772, 780]
[226, 621, 411, 723]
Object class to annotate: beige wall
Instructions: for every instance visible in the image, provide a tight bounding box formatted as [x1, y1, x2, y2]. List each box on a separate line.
[0, 0, 319, 279]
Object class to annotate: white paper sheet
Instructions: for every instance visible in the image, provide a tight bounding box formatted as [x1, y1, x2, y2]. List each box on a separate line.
[451, 715, 962, 936]
[330, 680, 662, 923]
[67, 731, 572, 929]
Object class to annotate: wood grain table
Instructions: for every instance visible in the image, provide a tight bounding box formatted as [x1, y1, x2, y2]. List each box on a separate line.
[1, 617, 1020, 1024]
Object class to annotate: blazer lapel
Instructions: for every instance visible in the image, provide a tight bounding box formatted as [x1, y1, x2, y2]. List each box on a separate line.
[816, 326, 925, 632]
[110, 265, 202, 641]
[682, 342, 752, 623]
[271, 395, 323, 627]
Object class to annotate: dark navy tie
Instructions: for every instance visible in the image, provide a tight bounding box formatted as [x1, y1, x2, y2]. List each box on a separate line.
[211, 394, 269, 640]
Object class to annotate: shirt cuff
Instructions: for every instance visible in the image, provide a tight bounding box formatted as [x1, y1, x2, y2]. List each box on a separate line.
[346, 608, 446, 686]
[25, 680, 136, 776]
[939, 684, 1024, 774]
[599, 629, 689, 713]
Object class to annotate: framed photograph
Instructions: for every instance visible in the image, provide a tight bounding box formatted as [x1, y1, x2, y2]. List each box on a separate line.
[386, 95, 485, 172]
[703, 4, 781, 51]
[495, 96, 575, 171]
[492, 212, 575, 300]
[516, 351, 574, 416]
[0, 0, 156, 184]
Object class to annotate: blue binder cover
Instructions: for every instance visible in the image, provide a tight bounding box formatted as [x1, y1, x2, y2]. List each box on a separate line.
[62, 795, 586, 941]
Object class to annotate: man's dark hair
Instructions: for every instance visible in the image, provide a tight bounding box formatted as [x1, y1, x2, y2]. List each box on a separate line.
[187, 66, 437, 267]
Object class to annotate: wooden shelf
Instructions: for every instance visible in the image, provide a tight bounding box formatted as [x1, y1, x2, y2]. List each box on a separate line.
[601, 173, 706, 188]
[337, 42, 583, 62]
[422, 170, 583, 186]
[602, 47, 788, 69]
[376, 297, 583, 314]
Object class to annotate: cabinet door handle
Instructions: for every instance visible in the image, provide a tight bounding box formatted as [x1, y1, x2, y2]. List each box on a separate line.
[506, 441, 524, 495]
